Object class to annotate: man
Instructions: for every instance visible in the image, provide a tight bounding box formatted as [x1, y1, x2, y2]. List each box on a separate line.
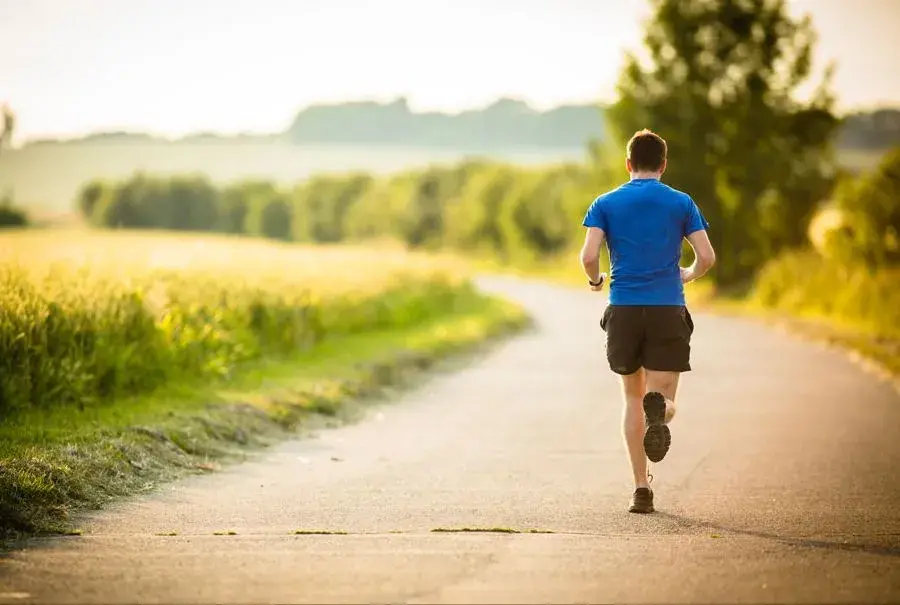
[579, 128, 716, 514]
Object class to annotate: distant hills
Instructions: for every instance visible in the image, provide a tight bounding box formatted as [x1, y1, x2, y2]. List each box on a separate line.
[26, 98, 605, 149]
[283, 98, 605, 148]
[21, 98, 900, 152]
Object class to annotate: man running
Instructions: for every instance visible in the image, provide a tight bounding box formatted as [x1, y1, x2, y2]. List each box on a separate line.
[579, 128, 716, 514]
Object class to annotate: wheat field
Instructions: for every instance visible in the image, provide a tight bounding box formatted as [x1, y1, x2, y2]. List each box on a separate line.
[0, 229, 475, 417]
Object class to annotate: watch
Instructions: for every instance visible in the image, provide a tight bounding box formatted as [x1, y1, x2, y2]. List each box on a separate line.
[588, 277, 604, 287]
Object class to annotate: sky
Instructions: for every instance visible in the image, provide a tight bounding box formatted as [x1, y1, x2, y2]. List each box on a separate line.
[2, 0, 899, 142]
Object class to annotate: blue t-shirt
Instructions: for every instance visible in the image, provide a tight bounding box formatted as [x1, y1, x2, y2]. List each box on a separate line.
[582, 178, 709, 306]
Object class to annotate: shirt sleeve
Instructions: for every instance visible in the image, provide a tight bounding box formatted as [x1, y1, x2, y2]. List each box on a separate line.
[684, 197, 710, 236]
[582, 197, 607, 231]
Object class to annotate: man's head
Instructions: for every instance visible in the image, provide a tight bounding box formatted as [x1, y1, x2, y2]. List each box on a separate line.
[625, 129, 667, 176]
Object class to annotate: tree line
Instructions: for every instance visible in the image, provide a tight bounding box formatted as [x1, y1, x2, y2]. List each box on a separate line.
[76, 159, 601, 266]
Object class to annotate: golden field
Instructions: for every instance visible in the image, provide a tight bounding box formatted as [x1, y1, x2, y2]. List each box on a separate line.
[0, 229, 476, 417]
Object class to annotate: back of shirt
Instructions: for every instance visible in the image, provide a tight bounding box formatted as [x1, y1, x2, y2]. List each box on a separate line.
[582, 178, 709, 306]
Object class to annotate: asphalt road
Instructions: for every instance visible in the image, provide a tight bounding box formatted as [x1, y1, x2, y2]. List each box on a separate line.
[1, 276, 898, 604]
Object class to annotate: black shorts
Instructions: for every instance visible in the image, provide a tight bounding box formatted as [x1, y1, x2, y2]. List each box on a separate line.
[599, 305, 694, 375]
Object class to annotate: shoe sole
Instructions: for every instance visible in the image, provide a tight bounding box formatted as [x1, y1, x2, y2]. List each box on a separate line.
[643, 392, 671, 463]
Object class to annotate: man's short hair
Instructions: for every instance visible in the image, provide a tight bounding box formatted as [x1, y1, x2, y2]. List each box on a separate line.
[626, 129, 667, 172]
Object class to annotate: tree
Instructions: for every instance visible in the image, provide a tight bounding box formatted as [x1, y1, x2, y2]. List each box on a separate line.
[0, 104, 30, 228]
[292, 174, 372, 243]
[242, 184, 293, 241]
[217, 184, 251, 234]
[444, 164, 515, 255]
[0, 104, 13, 158]
[77, 181, 108, 222]
[828, 146, 900, 266]
[258, 197, 292, 241]
[166, 176, 220, 231]
[606, 0, 840, 284]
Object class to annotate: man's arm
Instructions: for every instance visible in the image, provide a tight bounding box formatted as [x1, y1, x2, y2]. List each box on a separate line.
[580, 226, 607, 289]
[681, 229, 716, 283]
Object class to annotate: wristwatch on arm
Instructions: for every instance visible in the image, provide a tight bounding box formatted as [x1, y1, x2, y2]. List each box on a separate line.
[588, 275, 605, 287]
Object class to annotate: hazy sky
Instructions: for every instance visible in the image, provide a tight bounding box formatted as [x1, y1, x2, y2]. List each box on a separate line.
[2, 0, 898, 141]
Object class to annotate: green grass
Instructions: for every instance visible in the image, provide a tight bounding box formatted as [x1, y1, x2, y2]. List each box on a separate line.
[0, 293, 529, 543]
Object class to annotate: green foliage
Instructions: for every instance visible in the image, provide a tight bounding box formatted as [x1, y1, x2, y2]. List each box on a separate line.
[824, 146, 900, 266]
[0, 195, 28, 228]
[164, 176, 220, 231]
[292, 173, 373, 243]
[605, 0, 840, 285]
[244, 185, 292, 241]
[752, 249, 900, 340]
[342, 175, 408, 242]
[85, 173, 221, 231]
[443, 164, 518, 256]
[397, 164, 479, 250]
[78, 160, 609, 266]
[216, 183, 252, 234]
[77, 181, 106, 221]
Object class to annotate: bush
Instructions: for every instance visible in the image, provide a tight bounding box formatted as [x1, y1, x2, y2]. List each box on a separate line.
[816, 146, 900, 267]
[751, 249, 900, 339]
[0, 196, 27, 228]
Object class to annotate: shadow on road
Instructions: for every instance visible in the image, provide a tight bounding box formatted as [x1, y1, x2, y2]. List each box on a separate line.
[653, 511, 900, 559]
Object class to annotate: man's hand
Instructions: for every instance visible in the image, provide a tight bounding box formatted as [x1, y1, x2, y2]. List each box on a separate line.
[590, 272, 608, 291]
[680, 267, 693, 284]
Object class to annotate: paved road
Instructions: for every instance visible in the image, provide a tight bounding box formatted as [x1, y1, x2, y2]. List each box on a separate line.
[2, 277, 899, 604]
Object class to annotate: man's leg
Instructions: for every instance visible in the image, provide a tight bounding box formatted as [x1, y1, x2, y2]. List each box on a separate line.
[600, 305, 653, 512]
[619, 368, 649, 489]
[641, 306, 693, 463]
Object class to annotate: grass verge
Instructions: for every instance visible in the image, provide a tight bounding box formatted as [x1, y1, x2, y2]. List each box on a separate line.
[0, 292, 530, 545]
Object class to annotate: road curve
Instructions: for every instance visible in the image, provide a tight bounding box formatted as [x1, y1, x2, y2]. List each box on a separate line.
[1, 276, 898, 604]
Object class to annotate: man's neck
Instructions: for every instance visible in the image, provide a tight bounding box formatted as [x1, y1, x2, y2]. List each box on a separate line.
[629, 172, 661, 180]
